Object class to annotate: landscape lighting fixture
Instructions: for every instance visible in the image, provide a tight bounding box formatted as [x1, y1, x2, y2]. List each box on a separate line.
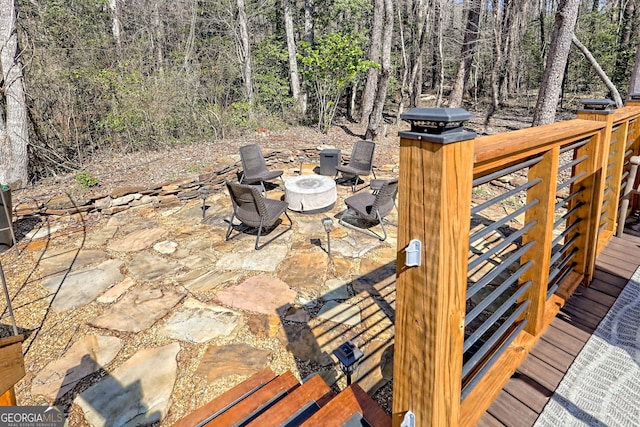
[333, 341, 364, 386]
[322, 217, 334, 259]
[199, 187, 210, 219]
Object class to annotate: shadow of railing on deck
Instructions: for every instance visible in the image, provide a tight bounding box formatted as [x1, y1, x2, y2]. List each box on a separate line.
[278, 255, 397, 400]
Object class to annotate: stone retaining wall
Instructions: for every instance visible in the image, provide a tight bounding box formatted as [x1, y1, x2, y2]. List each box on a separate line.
[13, 149, 318, 219]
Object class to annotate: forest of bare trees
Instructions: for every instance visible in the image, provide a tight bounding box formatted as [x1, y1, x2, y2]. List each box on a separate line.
[1, 0, 640, 183]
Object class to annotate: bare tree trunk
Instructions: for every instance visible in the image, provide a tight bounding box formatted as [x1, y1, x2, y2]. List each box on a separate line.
[360, 0, 384, 125]
[183, 0, 197, 72]
[484, 0, 504, 129]
[283, 0, 301, 103]
[408, 0, 430, 109]
[538, 2, 547, 60]
[0, 0, 28, 187]
[613, 0, 637, 88]
[153, 1, 165, 75]
[448, 0, 482, 108]
[571, 34, 623, 107]
[435, 0, 445, 107]
[108, 0, 123, 63]
[485, 0, 525, 127]
[630, 38, 640, 96]
[505, 0, 528, 97]
[304, 0, 314, 44]
[299, 0, 314, 114]
[365, 0, 393, 140]
[396, 5, 409, 122]
[397, 0, 430, 114]
[236, 0, 253, 105]
[532, 0, 581, 126]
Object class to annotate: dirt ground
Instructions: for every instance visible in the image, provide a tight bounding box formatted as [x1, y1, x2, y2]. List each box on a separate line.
[13, 108, 541, 208]
[1, 107, 566, 421]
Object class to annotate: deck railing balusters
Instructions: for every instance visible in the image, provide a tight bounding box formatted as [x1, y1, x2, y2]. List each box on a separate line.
[393, 103, 640, 427]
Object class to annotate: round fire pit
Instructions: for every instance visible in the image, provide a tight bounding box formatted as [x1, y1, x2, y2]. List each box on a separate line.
[284, 175, 337, 213]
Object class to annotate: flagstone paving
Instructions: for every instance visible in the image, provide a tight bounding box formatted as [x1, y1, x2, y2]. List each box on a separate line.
[75, 343, 180, 427]
[4, 168, 401, 426]
[160, 298, 240, 343]
[90, 286, 185, 333]
[42, 259, 125, 312]
[31, 335, 123, 400]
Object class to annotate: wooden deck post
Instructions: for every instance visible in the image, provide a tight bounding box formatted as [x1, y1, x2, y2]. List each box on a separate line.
[575, 103, 616, 279]
[392, 109, 475, 427]
[576, 103, 616, 260]
[0, 335, 24, 406]
[519, 146, 560, 336]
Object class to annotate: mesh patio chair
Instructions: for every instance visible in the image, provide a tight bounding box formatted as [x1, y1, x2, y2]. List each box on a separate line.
[239, 144, 284, 193]
[334, 140, 377, 192]
[338, 178, 398, 241]
[225, 181, 292, 250]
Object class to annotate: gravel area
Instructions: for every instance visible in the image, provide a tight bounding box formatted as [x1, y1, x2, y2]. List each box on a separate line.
[3, 112, 534, 422]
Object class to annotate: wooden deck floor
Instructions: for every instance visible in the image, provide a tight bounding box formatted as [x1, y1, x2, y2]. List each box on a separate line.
[476, 233, 640, 427]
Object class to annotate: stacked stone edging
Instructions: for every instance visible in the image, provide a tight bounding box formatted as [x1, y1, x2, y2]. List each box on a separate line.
[13, 148, 319, 219]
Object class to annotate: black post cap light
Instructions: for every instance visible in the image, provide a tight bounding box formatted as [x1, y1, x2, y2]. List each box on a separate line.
[399, 107, 476, 144]
[579, 98, 616, 113]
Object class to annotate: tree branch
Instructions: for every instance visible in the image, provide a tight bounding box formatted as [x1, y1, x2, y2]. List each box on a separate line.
[571, 34, 623, 107]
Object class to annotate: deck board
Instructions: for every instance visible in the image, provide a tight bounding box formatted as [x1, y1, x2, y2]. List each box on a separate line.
[477, 235, 640, 426]
[502, 373, 552, 412]
[481, 390, 538, 427]
[539, 322, 588, 356]
[527, 339, 574, 372]
[476, 412, 507, 427]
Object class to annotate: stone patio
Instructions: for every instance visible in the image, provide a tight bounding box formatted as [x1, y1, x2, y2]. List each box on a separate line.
[1, 165, 399, 426]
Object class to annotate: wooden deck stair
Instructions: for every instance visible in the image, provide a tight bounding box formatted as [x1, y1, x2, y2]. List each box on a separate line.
[172, 367, 391, 427]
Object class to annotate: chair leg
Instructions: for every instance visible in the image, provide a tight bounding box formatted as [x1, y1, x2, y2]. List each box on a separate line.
[255, 217, 266, 250]
[618, 159, 640, 237]
[255, 211, 293, 250]
[618, 196, 631, 237]
[375, 211, 387, 241]
[352, 175, 364, 192]
[338, 207, 349, 226]
[338, 208, 388, 241]
[225, 212, 238, 241]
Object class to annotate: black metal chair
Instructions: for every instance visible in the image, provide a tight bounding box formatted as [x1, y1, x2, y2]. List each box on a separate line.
[225, 181, 292, 250]
[334, 140, 377, 192]
[239, 144, 284, 193]
[338, 178, 398, 241]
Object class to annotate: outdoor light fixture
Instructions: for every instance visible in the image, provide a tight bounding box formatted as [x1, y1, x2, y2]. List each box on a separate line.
[401, 107, 473, 135]
[399, 107, 476, 144]
[298, 154, 306, 175]
[405, 239, 422, 267]
[322, 217, 334, 259]
[579, 98, 615, 112]
[198, 187, 210, 219]
[333, 341, 364, 386]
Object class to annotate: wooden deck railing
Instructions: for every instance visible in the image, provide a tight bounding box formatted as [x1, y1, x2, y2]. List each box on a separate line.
[391, 100, 640, 427]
